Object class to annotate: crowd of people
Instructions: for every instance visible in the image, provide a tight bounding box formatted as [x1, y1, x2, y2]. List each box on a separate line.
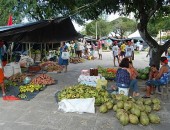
[112, 40, 134, 67]
[57, 39, 103, 72]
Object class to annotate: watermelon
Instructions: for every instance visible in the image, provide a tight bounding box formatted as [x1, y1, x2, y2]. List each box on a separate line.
[141, 74, 147, 80]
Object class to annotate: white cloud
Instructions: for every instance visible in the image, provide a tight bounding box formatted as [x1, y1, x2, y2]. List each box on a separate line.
[73, 21, 84, 32]
[106, 13, 120, 21]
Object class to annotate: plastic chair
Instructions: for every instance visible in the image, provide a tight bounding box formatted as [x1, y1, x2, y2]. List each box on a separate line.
[155, 73, 170, 99]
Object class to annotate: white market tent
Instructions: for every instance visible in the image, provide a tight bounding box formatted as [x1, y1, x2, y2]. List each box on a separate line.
[128, 30, 141, 38]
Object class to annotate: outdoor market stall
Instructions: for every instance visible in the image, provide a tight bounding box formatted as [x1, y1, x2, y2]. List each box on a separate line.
[0, 17, 81, 100]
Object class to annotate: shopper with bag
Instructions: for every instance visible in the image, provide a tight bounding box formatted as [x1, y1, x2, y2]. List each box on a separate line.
[58, 42, 69, 72]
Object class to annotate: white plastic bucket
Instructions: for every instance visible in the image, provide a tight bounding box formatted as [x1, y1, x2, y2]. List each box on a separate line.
[9, 62, 21, 74]
[4, 65, 14, 77]
[118, 87, 129, 96]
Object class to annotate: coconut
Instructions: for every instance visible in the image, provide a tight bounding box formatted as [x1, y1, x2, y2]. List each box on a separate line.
[133, 104, 141, 110]
[124, 102, 132, 111]
[145, 105, 152, 113]
[116, 109, 125, 120]
[122, 95, 128, 101]
[138, 104, 145, 112]
[116, 94, 123, 101]
[117, 101, 124, 109]
[152, 98, 161, 104]
[140, 115, 150, 126]
[153, 104, 161, 111]
[119, 113, 129, 126]
[129, 114, 139, 124]
[128, 97, 136, 102]
[111, 94, 116, 99]
[140, 112, 147, 117]
[106, 101, 113, 110]
[136, 100, 143, 105]
[130, 107, 141, 117]
[144, 99, 152, 105]
[99, 104, 108, 113]
[113, 105, 118, 112]
[138, 98, 144, 102]
[149, 113, 160, 124]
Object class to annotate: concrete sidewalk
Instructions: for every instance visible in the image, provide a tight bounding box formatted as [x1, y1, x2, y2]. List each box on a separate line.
[0, 51, 170, 130]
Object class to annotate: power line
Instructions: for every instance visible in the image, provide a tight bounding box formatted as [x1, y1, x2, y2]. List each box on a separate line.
[68, 0, 100, 18]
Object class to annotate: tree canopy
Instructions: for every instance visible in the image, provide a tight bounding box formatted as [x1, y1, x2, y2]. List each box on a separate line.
[111, 17, 137, 38]
[1, 0, 170, 68]
[85, 18, 112, 37]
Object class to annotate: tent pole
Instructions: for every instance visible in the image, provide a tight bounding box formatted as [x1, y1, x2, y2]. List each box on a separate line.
[52, 43, 53, 49]
[45, 43, 47, 57]
[26, 43, 28, 52]
[29, 43, 31, 57]
[41, 43, 42, 61]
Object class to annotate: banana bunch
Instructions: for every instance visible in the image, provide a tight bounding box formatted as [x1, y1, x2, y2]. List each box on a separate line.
[57, 84, 111, 106]
[19, 84, 43, 93]
[18, 93, 27, 99]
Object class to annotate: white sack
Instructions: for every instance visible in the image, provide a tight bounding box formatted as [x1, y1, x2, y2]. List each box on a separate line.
[58, 98, 95, 114]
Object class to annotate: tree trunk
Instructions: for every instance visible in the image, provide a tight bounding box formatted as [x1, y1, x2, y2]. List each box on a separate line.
[137, 14, 164, 69]
[150, 47, 162, 69]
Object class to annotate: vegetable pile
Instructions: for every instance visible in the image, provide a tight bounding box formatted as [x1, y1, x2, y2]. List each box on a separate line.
[31, 74, 55, 85]
[40, 61, 63, 72]
[98, 66, 117, 79]
[69, 57, 84, 64]
[8, 73, 27, 82]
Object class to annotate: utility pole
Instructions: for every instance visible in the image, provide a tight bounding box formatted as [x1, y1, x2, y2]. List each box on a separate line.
[96, 21, 97, 39]
[160, 30, 162, 44]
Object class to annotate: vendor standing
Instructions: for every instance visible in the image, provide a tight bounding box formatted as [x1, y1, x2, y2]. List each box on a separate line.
[58, 42, 69, 72]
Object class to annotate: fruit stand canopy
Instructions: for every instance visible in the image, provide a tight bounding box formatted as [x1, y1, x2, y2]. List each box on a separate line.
[0, 17, 81, 43]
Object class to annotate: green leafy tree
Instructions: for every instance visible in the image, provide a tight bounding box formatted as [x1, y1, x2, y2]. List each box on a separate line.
[1, 0, 170, 68]
[49, 0, 170, 68]
[148, 15, 170, 37]
[0, 0, 20, 25]
[110, 17, 137, 38]
[85, 19, 112, 37]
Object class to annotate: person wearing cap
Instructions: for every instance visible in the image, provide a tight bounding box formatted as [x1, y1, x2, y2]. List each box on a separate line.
[112, 41, 120, 67]
[125, 41, 134, 61]
[143, 56, 169, 98]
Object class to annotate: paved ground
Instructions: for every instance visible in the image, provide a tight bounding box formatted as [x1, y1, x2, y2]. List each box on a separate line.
[0, 51, 170, 130]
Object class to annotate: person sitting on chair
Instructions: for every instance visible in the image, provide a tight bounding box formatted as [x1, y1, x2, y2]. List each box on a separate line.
[143, 56, 169, 98]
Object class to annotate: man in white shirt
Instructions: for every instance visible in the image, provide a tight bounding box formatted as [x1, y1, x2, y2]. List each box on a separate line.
[125, 41, 134, 61]
[112, 41, 120, 66]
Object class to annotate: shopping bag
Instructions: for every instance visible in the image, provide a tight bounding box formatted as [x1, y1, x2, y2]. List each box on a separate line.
[61, 52, 70, 60]
[58, 98, 95, 114]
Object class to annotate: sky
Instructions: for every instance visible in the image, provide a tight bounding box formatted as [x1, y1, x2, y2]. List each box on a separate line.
[73, 13, 121, 32]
